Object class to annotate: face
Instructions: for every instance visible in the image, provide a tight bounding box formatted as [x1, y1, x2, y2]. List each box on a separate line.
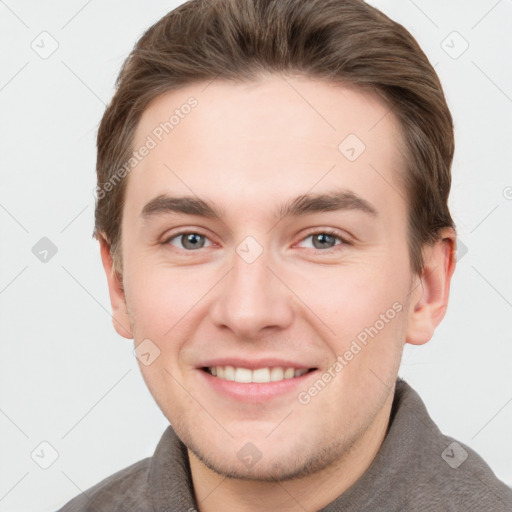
[108, 75, 424, 481]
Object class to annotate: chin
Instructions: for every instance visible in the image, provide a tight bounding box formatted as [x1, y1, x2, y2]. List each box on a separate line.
[185, 428, 352, 483]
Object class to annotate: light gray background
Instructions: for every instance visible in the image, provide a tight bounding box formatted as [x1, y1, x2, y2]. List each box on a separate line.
[0, 1, 511, 510]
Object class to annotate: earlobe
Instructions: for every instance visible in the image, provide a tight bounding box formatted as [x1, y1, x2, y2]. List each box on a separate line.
[99, 235, 133, 339]
[405, 228, 457, 346]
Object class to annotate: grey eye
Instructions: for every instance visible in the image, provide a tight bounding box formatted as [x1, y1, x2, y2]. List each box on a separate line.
[299, 232, 343, 250]
[311, 233, 338, 249]
[169, 233, 210, 250]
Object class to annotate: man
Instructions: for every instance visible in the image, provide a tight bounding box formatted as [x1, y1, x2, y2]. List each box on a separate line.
[58, 0, 512, 510]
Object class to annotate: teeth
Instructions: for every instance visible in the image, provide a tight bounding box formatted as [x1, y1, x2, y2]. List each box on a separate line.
[270, 367, 284, 381]
[224, 365, 235, 381]
[206, 366, 311, 383]
[284, 367, 295, 379]
[253, 368, 270, 383]
[235, 367, 252, 383]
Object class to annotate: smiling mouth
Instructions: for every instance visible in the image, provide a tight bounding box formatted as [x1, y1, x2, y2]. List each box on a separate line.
[201, 366, 317, 384]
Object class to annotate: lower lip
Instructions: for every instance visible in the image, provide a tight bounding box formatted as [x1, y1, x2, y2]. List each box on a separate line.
[197, 369, 318, 403]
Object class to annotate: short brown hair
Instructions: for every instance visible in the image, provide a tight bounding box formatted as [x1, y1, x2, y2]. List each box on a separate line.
[94, 0, 455, 276]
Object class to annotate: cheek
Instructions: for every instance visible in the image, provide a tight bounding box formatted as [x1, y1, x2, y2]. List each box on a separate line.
[301, 260, 405, 324]
[290, 257, 409, 371]
[124, 266, 201, 415]
[124, 256, 209, 332]
[121, 222, 185, 333]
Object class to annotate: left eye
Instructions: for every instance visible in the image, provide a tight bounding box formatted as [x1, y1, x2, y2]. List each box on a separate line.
[298, 231, 345, 251]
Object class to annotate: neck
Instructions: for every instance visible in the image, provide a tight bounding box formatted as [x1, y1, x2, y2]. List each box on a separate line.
[188, 391, 394, 512]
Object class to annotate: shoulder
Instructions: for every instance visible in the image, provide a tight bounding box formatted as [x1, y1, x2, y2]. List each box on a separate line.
[398, 383, 512, 511]
[56, 457, 153, 512]
[408, 436, 512, 511]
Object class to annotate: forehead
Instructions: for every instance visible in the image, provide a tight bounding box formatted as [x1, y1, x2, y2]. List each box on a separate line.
[127, 75, 406, 221]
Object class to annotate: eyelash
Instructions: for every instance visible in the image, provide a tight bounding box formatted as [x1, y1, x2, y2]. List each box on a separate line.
[162, 229, 350, 253]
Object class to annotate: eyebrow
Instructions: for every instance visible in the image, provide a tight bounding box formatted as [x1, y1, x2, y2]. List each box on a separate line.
[141, 189, 378, 220]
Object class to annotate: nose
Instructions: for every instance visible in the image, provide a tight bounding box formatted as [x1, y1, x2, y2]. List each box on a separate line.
[209, 243, 294, 339]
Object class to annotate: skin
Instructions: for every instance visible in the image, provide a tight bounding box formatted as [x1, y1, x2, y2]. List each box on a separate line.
[100, 74, 456, 512]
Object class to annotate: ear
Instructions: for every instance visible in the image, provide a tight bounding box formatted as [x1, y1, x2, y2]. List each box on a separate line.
[405, 227, 457, 345]
[99, 234, 133, 339]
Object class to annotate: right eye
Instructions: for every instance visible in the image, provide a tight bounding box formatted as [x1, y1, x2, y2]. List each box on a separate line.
[164, 231, 214, 251]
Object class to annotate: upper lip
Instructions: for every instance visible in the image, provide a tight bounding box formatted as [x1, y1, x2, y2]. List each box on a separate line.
[197, 358, 317, 370]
